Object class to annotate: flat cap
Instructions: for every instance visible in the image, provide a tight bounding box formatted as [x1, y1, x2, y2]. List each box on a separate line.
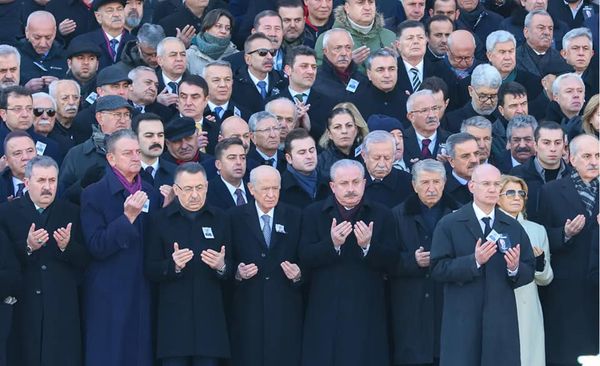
[95, 95, 133, 112]
[93, 0, 126, 11]
[65, 40, 102, 59]
[165, 117, 196, 141]
[96, 64, 131, 86]
[367, 114, 404, 133]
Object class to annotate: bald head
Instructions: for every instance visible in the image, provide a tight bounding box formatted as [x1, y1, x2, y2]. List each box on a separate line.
[471, 163, 500, 181]
[220, 116, 251, 152]
[25, 11, 57, 55]
[447, 30, 476, 71]
[469, 163, 502, 211]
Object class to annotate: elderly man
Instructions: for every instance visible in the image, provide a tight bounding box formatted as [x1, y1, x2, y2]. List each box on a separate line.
[0, 131, 37, 203]
[228, 165, 303, 366]
[362, 130, 412, 208]
[511, 121, 571, 223]
[444, 132, 480, 206]
[265, 97, 300, 150]
[491, 82, 529, 161]
[367, 114, 409, 172]
[425, 15, 454, 63]
[119, 23, 165, 70]
[314, 0, 396, 69]
[155, 37, 188, 108]
[80, 129, 160, 366]
[516, 10, 571, 78]
[0, 45, 20, 89]
[431, 163, 534, 366]
[127, 66, 173, 121]
[19, 11, 65, 92]
[48, 79, 81, 144]
[455, 0, 503, 42]
[300, 159, 398, 366]
[314, 28, 368, 100]
[202, 61, 249, 124]
[538, 133, 599, 366]
[304, 0, 334, 41]
[506, 115, 537, 169]
[390, 159, 458, 366]
[32, 92, 73, 158]
[0, 155, 88, 366]
[403, 90, 450, 167]
[145, 162, 230, 366]
[163, 117, 210, 165]
[72, 0, 135, 70]
[64, 40, 101, 105]
[445, 30, 477, 80]
[561, 28, 598, 101]
[460, 116, 494, 164]
[59, 95, 133, 192]
[247, 111, 287, 173]
[545, 73, 586, 138]
[446, 64, 502, 133]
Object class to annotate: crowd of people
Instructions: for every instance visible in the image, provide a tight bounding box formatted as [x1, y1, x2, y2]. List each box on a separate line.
[0, 0, 598, 365]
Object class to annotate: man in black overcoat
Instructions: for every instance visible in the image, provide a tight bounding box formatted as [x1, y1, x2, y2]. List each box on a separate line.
[227, 165, 303, 366]
[430, 163, 535, 366]
[299, 159, 399, 366]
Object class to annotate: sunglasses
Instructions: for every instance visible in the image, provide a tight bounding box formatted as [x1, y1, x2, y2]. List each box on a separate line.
[501, 189, 527, 198]
[247, 48, 277, 57]
[33, 108, 56, 117]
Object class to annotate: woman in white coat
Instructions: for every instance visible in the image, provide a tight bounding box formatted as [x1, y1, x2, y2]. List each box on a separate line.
[497, 175, 553, 366]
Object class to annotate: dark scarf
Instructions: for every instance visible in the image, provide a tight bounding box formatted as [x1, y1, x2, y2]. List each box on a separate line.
[571, 169, 599, 216]
[460, 3, 485, 27]
[111, 166, 142, 195]
[287, 165, 318, 198]
[175, 150, 201, 165]
[419, 201, 443, 233]
[91, 124, 107, 155]
[335, 197, 364, 223]
[191, 32, 231, 60]
[283, 36, 304, 50]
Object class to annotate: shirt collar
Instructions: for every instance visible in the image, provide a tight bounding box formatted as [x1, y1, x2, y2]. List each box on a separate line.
[248, 69, 268, 86]
[402, 59, 424, 76]
[415, 129, 438, 144]
[141, 159, 159, 172]
[207, 100, 229, 111]
[162, 73, 182, 85]
[104, 31, 123, 42]
[255, 202, 274, 221]
[472, 202, 495, 222]
[533, 157, 567, 181]
[288, 86, 311, 99]
[256, 148, 277, 161]
[221, 175, 245, 195]
[511, 155, 522, 167]
[452, 170, 469, 185]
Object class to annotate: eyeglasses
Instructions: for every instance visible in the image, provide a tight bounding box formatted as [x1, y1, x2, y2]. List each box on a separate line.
[247, 48, 277, 57]
[500, 189, 527, 198]
[33, 108, 56, 117]
[254, 126, 282, 134]
[5, 106, 33, 113]
[102, 111, 131, 119]
[472, 89, 498, 103]
[411, 105, 442, 115]
[175, 184, 206, 194]
[472, 180, 503, 189]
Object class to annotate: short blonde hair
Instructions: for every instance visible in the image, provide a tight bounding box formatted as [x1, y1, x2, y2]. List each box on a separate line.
[582, 94, 599, 135]
[499, 174, 529, 216]
[319, 102, 369, 149]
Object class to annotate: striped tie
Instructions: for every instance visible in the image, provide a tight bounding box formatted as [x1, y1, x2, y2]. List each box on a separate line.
[410, 67, 421, 91]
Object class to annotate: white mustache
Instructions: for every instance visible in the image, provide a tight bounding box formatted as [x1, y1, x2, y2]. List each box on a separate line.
[38, 119, 51, 125]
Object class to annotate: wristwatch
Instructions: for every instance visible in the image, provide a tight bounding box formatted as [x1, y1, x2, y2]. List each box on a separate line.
[26, 245, 33, 255]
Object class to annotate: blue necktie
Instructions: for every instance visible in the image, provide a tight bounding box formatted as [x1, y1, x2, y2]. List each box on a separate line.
[261, 214, 271, 247]
[257, 81, 267, 99]
[482, 217, 492, 237]
[234, 188, 246, 206]
[167, 81, 178, 94]
[15, 183, 25, 198]
[109, 39, 119, 62]
[214, 106, 224, 119]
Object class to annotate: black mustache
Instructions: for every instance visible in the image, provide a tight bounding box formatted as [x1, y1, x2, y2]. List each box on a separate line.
[149, 143, 163, 150]
[515, 147, 532, 153]
[41, 190, 53, 196]
[344, 192, 358, 198]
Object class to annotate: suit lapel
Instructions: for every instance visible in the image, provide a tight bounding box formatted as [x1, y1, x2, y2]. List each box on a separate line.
[269, 206, 285, 251]
[559, 176, 587, 215]
[461, 204, 485, 241]
[244, 204, 269, 249]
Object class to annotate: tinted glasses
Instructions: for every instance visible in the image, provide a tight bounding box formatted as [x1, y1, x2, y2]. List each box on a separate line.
[500, 189, 527, 198]
[33, 108, 56, 117]
[247, 48, 277, 57]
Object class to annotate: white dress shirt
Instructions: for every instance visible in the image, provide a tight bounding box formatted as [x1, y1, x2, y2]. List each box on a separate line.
[221, 176, 247, 204]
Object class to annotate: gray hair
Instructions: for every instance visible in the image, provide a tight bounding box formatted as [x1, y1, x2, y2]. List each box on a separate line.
[248, 111, 277, 132]
[562, 27, 593, 50]
[32, 92, 57, 109]
[486, 30, 516, 52]
[524, 9, 552, 29]
[0, 44, 20, 64]
[470, 64, 502, 89]
[447, 31, 476, 51]
[128, 65, 156, 80]
[411, 159, 447, 183]
[362, 130, 396, 155]
[506, 115, 538, 141]
[365, 48, 398, 71]
[26, 10, 56, 28]
[461, 116, 492, 132]
[322, 28, 354, 49]
[551, 72, 585, 97]
[406, 89, 434, 113]
[25, 155, 58, 179]
[569, 134, 599, 157]
[201, 60, 232, 78]
[174, 162, 207, 181]
[156, 37, 184, 57]
[137, 23, 165, 49]
[265, 97, 297, 120]
[106, 129, 138, 154]
[48, 79, 81, 98]
[330, 159, 365, 181]
[446, 132, 478, 159]
[249, 165, 281, 185]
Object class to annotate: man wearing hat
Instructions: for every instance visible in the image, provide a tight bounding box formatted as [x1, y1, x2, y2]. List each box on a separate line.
[71, 0, 135, 71]
[163, 116, 212, 165]
[65, 39, 102, 107]
[368, 114, 409, 173]
[70, 63, 132, 144]
[59, 94, 133, 193]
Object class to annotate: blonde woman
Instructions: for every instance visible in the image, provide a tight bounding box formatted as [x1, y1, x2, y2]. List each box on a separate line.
[582, 94, 599, 137]
[497, 175, 553, 366]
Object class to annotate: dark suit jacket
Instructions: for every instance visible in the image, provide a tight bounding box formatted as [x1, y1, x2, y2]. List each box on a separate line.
[352, 82, 413, 130]
[227, 202, 303, 366]
[206, 176, 254, 210]
[0, 168, 14, 204]
[247, 147, 287, 173]
[313, 59, 367, 105]
[402, 127, 450, 168]
[515, 43, 571, 78]
[443, 170, 472, 207]
[430, 204, 534, 366]
[134, 101, 175, 124]
[538, 175, 600, 363]
[139, 158, 177, 189]
[444, 101, 500, 134]
[279, 169, 330, 209]
[0, 124, 63, 165]
[46, 0, 99, 44]
[71, 29, 135, 71]
[158, 0, 227, 37]
[364, 169, 412, 208]
[231, 68, 288, 116]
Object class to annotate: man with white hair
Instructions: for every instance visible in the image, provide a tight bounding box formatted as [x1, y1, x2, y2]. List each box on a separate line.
[544, 73, 586, 138]
[32, 92, 74, 158]
[18, 11, 65, 92]
[446, 64, 502, 133]
[265, 97, 299, 150]
[0, 45, 20, 89]
[48, 79, 81, 144]
[247, 111, 287, 173]
[560, 27, 598, 101]
[118, 23, 165, 70]
[445, 30, 478, 80]
[127, 65, 173, 121]
[155, 37, 189, 108]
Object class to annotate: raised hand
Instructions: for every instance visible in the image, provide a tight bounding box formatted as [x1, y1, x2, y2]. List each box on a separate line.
[172, 242, 194, 271]
[474, 238, 497, 266]
[330, 218, 353, 247]
[201, 245, 226, 271]
[53, 223, 72, 250]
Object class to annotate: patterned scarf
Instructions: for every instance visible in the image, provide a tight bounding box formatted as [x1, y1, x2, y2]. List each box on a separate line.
[191, 32, 231, 60]
[91, 124, 107, 155]
[571, 169, 599, 216]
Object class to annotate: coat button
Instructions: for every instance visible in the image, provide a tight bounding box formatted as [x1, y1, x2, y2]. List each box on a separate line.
[425, 274, 430, 279]
[424, 293, 430, 298]
[265, 276, 270, 280]
[261, 253, 266, 258]
[424, 235, 429, 240]
[35, 290, 41, 295]
[41, 265, 47, 270]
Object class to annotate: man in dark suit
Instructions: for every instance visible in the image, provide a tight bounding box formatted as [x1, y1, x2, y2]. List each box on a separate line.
[505, 115, 537, 170]
[206, 137, 253, 210]
[538, 134, 599, 366]
[202, 61, 250, 126]
[46, 0, 99, 45]
[228, 165, 303, 366]
[158, 0, 227, 38]
[0, 229, 19, 366]
[455, 0, 504, 43]
[403, 90, 450, 168]
[144, 162, 230, 366]
[425, 15, 453, 63]
[300, 159, 399, 366]
[431, 163, 535, 366]
[547, 0, 598, 29]
[127, 66, 174, 122]
[280, 128, 329, 208]
[461, 116, 509, 172]
[231, 33, 288, 116]
[155, 37, 189, 111]
[70, 0, 135, 71]
[560, 28, 598, 102]
[491, 82, 529, 161]
[0, 155, 89, 366]
[0, 131, 36, 203]
[443, 132, 481, 206]
[163, 117, 212, 165]
[247, 111, 287, 173]
[390, 159, 458, 366]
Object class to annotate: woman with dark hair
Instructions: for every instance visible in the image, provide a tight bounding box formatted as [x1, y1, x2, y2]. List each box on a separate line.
[186, 9, 238, 75]
[316, 102, 369, 180]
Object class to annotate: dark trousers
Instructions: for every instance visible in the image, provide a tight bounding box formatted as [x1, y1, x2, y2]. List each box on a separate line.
[0, 304, 12, 366]
[162, 357, 219, 366]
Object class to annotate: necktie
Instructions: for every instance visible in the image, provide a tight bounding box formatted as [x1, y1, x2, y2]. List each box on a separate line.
[257, 80, 267, 99]
[214, 106, 224, 119]
[15, 183, 25, 198]
[294, 93, 306, 103]
[109, 39, 119, 62]
[261, 214, 271, 247]
[37, 207, 44, 214]
[410, 67, 421, 91]
[266, 158, 276, 167]
[481, 217, 492, 237]
[134, 105, 144, 113]
[145, 166, 155, 177]
[167, 81, 178, 94]
[234, 188, 246, 206]
[421, 138, 432, 158]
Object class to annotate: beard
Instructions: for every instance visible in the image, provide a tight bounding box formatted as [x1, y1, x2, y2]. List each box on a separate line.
[125, 13, 142, 29]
